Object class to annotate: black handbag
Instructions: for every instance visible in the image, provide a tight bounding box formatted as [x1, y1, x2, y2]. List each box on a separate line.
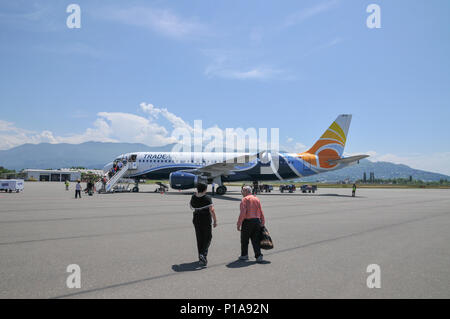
[260, 226, 274, 250]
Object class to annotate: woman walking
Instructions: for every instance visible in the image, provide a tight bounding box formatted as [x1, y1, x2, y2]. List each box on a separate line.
[190, 183, 217, 266]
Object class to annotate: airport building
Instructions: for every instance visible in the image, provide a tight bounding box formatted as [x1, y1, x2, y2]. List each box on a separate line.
[22, 169, 82, 182]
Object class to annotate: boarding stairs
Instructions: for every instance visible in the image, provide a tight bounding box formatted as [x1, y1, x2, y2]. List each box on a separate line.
[95, 163, 131, 193]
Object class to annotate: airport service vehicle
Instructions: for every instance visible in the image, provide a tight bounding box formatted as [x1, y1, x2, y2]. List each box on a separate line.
[280, 184, 296, 193]
[301, 184, 317, 193]
[98, 115, 369, 195]
[154, 182, 169, 193]
[0, 179, 24, 193]
[112, 185, 131, 193]
[260, 184, 273, 193]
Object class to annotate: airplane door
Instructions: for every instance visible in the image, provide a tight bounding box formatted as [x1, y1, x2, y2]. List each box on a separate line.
[129, 154, 138, 169]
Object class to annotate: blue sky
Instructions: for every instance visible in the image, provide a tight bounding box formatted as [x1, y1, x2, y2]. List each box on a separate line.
[1, 0, 449, 174]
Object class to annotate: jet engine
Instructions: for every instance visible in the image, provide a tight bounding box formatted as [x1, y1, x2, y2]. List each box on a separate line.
[169, 171, 198, 190]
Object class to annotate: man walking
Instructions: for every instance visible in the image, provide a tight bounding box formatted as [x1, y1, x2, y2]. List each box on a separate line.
[237, 186, 265, 262]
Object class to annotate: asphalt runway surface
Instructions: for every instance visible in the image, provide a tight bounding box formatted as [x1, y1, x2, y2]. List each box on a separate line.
[1, 182, 449, 298]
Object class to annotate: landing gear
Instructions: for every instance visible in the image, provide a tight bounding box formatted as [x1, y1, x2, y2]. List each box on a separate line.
[216, 185, 227, 195]
[132, 179, 139, 192]
[212, 176, 227, 195]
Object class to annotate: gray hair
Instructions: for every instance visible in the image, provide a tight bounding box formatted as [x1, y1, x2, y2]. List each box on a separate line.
[242, 186, 252, 194]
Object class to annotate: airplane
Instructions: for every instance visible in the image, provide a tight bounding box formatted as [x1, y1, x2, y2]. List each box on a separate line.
[101, 114, 369, 195]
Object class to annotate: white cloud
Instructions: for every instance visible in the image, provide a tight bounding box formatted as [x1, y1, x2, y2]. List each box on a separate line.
[101, 6, 207, 39]
[0, 2, 58, 32]
[0, 120, 57, 149]
[282, 138, 308, 153]
[283, 0, 339, 28]
[203, 50, 289, 81]
[206, 66, 286, 80]
[139, 103, 192, 132]
[0, 111, 177, 150]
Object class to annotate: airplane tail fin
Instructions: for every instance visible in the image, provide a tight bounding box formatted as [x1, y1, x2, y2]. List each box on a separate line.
[302, 114, 352, 167]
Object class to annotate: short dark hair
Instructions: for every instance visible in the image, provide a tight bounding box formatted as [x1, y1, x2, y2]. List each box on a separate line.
[196, 183, 207, 193]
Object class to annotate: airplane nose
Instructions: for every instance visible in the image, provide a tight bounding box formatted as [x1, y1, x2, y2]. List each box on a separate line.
[103, 162, 113, 173]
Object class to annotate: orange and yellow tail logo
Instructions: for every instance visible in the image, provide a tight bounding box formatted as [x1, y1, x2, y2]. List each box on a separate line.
[297, 114, 352, 169]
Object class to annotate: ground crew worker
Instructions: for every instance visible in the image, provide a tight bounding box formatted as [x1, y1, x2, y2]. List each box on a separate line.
[65, 180, 69, 191]
[352, 183, 357, 197]
[252, 181, 258, 195]
[237, 186, 265, 262]
[86, 180, 94, 195]
[75, 180, 82, 199]
[190, 183, 217, 266]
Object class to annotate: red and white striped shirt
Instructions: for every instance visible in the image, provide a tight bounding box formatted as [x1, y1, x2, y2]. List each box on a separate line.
[237, 194, 265, 227]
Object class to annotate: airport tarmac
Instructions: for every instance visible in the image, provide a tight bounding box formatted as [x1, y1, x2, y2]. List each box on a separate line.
[0, 182, 449, 298]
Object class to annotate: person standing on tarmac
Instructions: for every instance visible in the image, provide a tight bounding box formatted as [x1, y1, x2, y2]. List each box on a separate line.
[190, 183, 217, 266]
[75, 180, 82, 199]
[352, 183, 357, 197]
[237, 186, 266, 263]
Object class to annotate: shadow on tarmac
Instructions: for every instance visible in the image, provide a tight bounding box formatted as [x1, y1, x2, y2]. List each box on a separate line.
[171, 261, 206, 272]
[226, 259, 271, 268]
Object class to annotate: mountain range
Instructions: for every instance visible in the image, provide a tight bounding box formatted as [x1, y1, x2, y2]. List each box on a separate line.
[298, 159, 449, 182]
[0, 142, 448, 182]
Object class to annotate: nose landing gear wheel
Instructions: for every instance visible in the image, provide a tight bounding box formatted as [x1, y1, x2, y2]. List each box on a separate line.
[132, 186, 139, 192]
[216, 186, 226, 195]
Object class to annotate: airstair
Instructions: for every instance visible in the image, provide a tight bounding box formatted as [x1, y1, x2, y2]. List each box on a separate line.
[96, 163, 130, 193]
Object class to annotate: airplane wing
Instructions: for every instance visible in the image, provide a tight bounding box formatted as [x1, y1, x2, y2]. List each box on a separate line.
[180, 153, 260, 178]
[327, 154, 370, 165]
